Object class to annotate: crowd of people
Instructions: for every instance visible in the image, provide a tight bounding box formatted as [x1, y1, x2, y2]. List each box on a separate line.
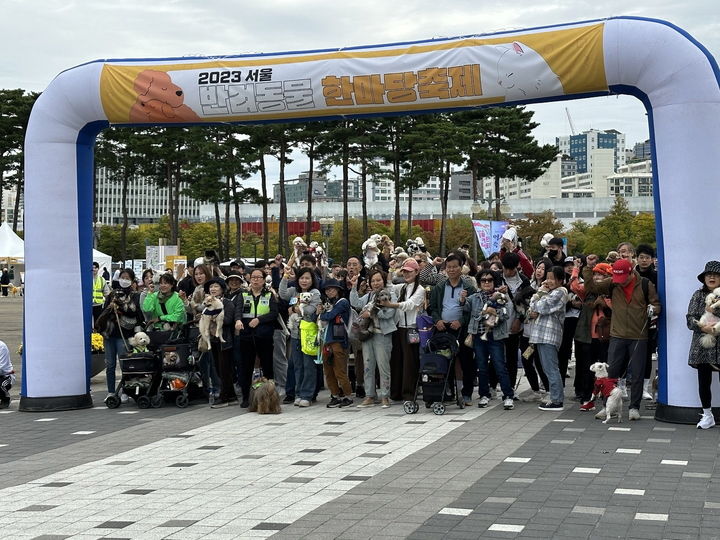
[86, 230, 720, 428]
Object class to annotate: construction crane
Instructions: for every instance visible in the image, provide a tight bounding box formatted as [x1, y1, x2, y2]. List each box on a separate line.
[565, 107, 577, 135]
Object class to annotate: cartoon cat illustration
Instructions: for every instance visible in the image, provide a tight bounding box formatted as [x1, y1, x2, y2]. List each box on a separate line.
[494, 41, 564, 100]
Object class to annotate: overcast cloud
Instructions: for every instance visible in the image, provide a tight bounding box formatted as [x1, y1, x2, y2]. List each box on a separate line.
[2, 0, 717, 185]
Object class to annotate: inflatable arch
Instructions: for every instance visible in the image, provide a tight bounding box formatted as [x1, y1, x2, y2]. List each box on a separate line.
[22, 17, 720, 422]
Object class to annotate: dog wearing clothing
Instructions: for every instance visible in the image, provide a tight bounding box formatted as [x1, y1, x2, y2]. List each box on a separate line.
[589, 361, 623, 423]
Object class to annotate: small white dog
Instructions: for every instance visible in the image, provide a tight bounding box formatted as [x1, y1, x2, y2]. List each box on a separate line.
[698, 287, 720, 348]
[199, 294, 225, 352]
[128, 331, 150, 353]
[589, 362, 623, 424]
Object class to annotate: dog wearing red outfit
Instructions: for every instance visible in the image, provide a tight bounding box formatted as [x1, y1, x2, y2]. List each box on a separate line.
[589, 362, 623, 424]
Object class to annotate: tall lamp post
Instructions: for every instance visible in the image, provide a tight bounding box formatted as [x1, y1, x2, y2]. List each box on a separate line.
[470, 200, 483, 262]
[251, 238, 262, 263]
[319, 217, 334, 261]
[480, 195, 506, 221]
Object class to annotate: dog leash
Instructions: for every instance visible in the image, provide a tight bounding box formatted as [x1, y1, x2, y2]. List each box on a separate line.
[113, 306, 131, 352]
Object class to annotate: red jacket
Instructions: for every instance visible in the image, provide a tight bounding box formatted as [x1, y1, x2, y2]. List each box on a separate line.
[593, 377, 618, 398]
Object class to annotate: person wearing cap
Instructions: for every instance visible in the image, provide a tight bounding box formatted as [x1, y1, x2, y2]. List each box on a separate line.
[201, 278, 237, 409]
[383, 258, 427, 402]
[570, 259, 614, 410]
[224, 272, 245, 301]
[500, 227, 533, 278]
[582, 258, 661, 421]
[686, 261, 720, 428]
[318, 279, 353, 408]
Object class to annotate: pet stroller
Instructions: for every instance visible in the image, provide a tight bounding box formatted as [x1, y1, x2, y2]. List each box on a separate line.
[105, 351, 163, 409]
[157, 340, 203, 408]
[404, 331, 465, 415]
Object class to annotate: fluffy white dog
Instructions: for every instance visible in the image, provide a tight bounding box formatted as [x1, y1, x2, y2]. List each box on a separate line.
[589, 362, 623, 424]
[698, 287, 720, 348]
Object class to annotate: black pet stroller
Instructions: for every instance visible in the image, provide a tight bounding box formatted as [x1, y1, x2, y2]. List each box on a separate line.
[404, 331, 465, 415]
[105, 351, 163, 409]
[157, 340, 203, 408]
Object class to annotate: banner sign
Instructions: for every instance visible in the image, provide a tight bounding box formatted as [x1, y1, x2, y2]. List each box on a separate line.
[473, 220, 509, 258]
[99, 24, 606, 124]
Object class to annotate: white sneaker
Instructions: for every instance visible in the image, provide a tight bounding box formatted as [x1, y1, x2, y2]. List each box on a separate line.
[298, 399, 311, 407]
[595, 407, 607, 420]
[629, 408, 641, 421]
[697, 413, 716, 430]
[477, 396, 490, 408]
[642, 380, 653, 400]
[503, 398, 514, 410]
[294, 397, 301, 406]
[120, 392, 129, 403]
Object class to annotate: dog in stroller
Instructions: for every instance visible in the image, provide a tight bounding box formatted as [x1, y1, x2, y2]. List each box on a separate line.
[403, 331, 465, 415]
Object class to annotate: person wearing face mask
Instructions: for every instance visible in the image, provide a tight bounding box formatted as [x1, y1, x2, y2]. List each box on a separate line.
[100, 268, 143, 404]
[543, 237, 566, 265]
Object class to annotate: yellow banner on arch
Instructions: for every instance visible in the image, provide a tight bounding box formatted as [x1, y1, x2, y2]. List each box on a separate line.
[100, 23, 606, 124]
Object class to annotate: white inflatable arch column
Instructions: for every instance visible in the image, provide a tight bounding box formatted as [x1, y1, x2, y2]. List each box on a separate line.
[21, 17, 720, 421]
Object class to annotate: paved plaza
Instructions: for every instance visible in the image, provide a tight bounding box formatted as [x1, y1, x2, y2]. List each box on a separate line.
[2, 297, 720, 539]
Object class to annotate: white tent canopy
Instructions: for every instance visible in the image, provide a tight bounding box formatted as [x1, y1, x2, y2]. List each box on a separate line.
[0, 222, 24, 259]
[92, 249, 112, 273]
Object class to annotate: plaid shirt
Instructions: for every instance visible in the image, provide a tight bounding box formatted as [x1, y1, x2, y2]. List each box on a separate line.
[527, 287, 567, 348]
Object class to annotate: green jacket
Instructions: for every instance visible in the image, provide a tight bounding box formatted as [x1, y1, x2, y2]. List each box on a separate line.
[429, 276, 477, 328]
[142, 291, 187, 326]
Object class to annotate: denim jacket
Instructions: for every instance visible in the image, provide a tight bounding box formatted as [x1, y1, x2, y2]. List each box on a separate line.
[464, 290, 510, 339]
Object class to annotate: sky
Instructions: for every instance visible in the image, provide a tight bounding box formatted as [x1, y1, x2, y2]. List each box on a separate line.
[2, 0, 718, 187]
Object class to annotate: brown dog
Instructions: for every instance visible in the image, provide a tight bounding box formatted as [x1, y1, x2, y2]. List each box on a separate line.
[129, 70, 200, 123]
[248, 378, 281, 414]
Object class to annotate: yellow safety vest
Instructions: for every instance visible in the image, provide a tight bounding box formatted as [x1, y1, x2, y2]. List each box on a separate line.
[92, 275, 106, 305]
[240, 292, 271, 318]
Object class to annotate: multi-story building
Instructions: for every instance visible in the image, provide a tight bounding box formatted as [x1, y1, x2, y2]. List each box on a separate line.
[95, 167, 201, 225]
[1, 188, 23, 229]
[560, 148, 615, 197]
[556, 129, 626, 174]
[606, 160, 653, 197]
[477, 153, 565, 201]
[272, 171, 362, 203]
[633, 139, 652, 161]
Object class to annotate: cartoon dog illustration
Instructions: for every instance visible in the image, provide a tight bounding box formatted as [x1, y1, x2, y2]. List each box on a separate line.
[129, 70, 200, 123]
[494, 41, 564, 100]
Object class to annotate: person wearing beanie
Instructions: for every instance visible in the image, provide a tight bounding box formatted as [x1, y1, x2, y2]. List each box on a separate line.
[686, 261, 720, 429]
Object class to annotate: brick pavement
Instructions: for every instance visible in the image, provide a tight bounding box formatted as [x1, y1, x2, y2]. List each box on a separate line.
[4, 296, 720, 539]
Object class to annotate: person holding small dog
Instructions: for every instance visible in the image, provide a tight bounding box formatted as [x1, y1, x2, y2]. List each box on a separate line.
[686, 261, 720, 429]
[279, 267, 321, 407]
[318, 279, 354, 408]
[464, 269, 515, 410]
[99, 268, 144, 404]
[235, 268, 278, 407]
[527, 266, 568, 411]
[351, 269, 398, 408]
[203, 278, 237, 409]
